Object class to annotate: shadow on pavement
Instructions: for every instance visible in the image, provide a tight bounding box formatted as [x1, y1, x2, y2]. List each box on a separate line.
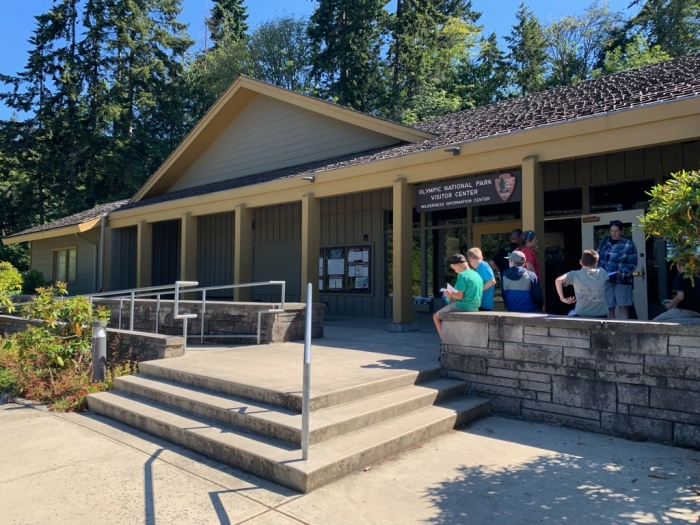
[423, 423, 700, 525]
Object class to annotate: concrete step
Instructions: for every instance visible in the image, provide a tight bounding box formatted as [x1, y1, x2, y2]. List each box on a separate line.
[138, 360, 441, 412]
[114, 375, 467, 445]
[87, 390, 489, 493]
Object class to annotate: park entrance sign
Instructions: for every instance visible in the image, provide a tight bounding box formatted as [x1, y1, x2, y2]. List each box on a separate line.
[415, 170, 522, 212]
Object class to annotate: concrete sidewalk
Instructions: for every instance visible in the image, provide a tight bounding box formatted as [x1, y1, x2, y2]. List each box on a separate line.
[2, 404, 699, 525]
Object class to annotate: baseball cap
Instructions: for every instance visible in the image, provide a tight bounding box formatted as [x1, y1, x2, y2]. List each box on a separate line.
[506, 251, 526, 264]
[448, 254, 467, 264]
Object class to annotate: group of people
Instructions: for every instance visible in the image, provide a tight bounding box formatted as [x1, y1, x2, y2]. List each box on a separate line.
[433, 221, 700, 341]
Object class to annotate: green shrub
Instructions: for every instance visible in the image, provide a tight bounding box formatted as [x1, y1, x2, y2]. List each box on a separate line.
[0, 368, 18, 395]
[0, 283, 133, 411]
[0, 261, 23, 312]
[22, 269, 47, 295]
[640, 169, 700, 278]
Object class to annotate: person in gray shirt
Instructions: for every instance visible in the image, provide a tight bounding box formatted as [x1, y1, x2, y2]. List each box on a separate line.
[555, 249, 608, 318]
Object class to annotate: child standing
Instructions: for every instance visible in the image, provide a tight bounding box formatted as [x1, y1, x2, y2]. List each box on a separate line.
[555, 249, 608, 318]
[467, 247, 496, 311]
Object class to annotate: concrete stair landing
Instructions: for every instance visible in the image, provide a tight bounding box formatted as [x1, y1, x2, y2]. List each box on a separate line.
[87, 328, 490, 492]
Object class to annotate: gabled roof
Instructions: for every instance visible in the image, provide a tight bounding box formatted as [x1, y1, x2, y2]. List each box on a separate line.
[3, 200, 129, 244]
[132, 75, 437, 201]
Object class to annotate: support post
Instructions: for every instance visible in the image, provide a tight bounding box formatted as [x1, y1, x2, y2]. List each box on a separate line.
[136, 220, 152, 288]
[301, 193, 321, 304]
[91, 321, 107, 382]
[302, 282, 312, 460]
[181, 212, 198, 299]
[234, 203, 253, 302]
[521, 156, 546, 297]
[389, 177, 417, 331]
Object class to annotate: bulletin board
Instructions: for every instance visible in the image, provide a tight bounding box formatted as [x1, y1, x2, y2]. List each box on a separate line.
[319, 246, 371, 294]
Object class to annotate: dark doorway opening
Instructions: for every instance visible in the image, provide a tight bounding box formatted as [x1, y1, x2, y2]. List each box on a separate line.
[544, 218, 582, 315]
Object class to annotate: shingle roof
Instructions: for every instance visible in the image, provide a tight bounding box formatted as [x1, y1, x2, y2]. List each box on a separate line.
[121, 54, 700, 211]
[9, 54, 700, 228]
[7, 200, 129, 238]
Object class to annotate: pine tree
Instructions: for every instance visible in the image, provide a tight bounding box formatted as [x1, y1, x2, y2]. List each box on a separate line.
[627, 0, 700, 58]
[308, 0, 387, 112]
[459, 32, 508, 107]
[104, 0, 193, 195]
[385, 0, 481, 121]
[207, 0, 249, 46]
[505, 2, 548, 96]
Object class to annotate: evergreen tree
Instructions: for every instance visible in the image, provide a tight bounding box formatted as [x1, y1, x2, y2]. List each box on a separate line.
[104, 0, 193, 195]
[627, 0, 700, 58]
[593, 33, 671, 77]
[458, 32, 508, 107]
[207, 0, 249, 46]
[505, 2, 548, 96]
[308, 0, 387, 112]
[385, 0, 481, 121]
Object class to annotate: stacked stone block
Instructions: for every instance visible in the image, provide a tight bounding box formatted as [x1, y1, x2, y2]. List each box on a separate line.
[95, 299, 324, 343]
[440, 312, 700, 449]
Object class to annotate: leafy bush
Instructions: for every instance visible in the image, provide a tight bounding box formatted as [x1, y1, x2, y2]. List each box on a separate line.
[0, 261, 23, 312]
[22, 269, 47, 295]
[0, 367, 18, 395]
[0, 282, 135, 411]
[640, 170, 700, 277]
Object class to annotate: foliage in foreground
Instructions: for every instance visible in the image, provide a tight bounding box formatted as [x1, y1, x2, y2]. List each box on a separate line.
[0, 261, 23, 311]
[0, 282, 137, 411]
[640, 170, 700, 277]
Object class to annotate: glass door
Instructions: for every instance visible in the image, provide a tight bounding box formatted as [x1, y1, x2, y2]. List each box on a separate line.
[581, 210, 648, 319]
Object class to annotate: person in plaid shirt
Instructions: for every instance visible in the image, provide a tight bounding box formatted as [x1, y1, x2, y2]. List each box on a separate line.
[596, 219, 638, 319]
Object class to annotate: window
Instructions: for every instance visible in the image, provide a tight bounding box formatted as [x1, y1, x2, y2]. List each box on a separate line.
[53, 247, 77, 284]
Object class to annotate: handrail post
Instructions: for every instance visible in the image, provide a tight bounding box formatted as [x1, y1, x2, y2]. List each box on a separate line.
[281, 282, 286, 310]
[129, 290, 135, 331]
[257, 310, 262, 345]
[302, 282, 312, 460]
[174, 280, 198, 354]
[119, 298, 123, 329]
[155, 294, 161, 334]
[200, 290, 207, 344]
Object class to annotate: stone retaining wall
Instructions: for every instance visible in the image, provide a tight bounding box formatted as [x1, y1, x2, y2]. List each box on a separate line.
[93, 299, 324, 343]
[0, 315, 183, 362]
[107, 329, 184, 361]
[440, 311, 700, 449]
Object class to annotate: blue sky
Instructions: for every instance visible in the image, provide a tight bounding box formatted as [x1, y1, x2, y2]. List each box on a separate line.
[0, 0, 634, 120]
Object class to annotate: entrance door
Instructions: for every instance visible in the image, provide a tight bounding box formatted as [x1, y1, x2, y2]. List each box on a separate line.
[581, 210, 647, 319]
[472, 220, 521, 311]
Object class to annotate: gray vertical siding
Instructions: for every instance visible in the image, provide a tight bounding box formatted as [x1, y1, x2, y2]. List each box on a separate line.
[252, 203, 301, 302]
[151, 220, 181, 287]
[197, 212, 235, 297]
[110, 226, 138, 291]
[321, 189, 391, 318]
[30, 230, 100, 296]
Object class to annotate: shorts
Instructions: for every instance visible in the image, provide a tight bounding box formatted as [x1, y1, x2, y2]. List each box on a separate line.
[436, 303, 461, 315]
[604, 282, 633, 308]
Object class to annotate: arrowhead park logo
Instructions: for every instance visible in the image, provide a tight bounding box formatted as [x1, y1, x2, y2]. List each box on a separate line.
[495, 173, 516, 202]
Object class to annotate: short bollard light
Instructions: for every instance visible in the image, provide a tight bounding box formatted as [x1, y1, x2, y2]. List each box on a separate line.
[91, 321, 108, 382]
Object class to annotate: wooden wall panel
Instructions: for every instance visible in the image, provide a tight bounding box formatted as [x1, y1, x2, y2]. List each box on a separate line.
[319, 189, 389, 318]
[197, 212, 234, 297]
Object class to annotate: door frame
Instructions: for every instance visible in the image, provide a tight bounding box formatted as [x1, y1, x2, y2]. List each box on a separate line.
[581, 210, 647, 319]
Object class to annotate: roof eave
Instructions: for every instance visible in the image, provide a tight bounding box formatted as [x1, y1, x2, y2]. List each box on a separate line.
[3, 217, 102, 245]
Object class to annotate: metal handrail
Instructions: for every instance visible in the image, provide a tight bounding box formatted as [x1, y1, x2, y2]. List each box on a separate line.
[88, 280, 287, 346]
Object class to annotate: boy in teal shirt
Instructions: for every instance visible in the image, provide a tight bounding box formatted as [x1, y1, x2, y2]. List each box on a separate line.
[433, 253, 483, 341]
[468, 247, 496, 311]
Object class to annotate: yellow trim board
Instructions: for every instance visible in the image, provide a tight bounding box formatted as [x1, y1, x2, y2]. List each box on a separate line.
[133, 76, 435, 201]
[4, 217, 101, 245]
